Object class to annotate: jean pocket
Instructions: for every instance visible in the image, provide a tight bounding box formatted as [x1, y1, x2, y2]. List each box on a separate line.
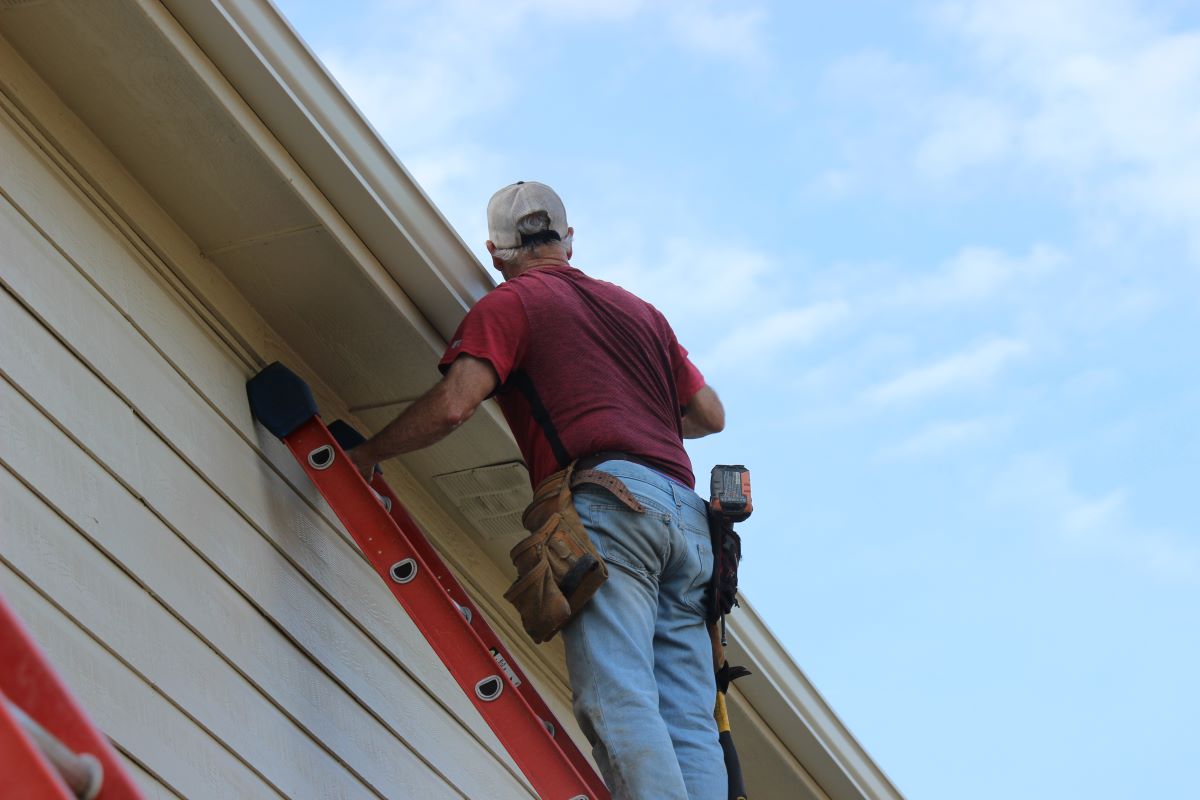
[575, 493, 672, 578]
[683, 537, 714, 617]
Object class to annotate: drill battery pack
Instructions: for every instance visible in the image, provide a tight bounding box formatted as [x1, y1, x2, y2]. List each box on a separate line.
[707, 465, 750, 625]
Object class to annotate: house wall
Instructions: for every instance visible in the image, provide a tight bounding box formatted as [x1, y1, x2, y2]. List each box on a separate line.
[0, 44, 539, 800]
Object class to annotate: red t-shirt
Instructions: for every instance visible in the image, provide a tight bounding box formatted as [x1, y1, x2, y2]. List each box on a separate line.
[439, 265, 705, 488]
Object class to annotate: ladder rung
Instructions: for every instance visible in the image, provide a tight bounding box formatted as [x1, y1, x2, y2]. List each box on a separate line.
[0, 592, 146, 800]
[6, 699, 104, 800]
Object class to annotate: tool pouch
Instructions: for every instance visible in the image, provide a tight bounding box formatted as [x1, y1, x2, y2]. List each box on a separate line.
[504, 461, 643, 643]
[707, 517, 743, 625]
[503, 514, 574, 644]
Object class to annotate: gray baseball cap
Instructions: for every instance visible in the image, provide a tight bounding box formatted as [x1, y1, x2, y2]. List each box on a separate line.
[487, 181, 569, 249]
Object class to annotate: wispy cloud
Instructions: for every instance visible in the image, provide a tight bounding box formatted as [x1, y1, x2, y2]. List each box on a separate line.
[820, 1, 1200, 257]
[1063, 488, 1128, 536]
[876, 415, 1007, 461]
[594, 238, 776, 319]
[705, 301, 850, 369]
[926, 0, 1200, 249]
[313, 0, 769, 153]
[881, 244, 1063, 309]
[914, 95, 1016, 179]
[864, 337, 1029, 406]
[994, 454, 1200, 583]
[664, 6, 769, 67]
[679, 241, 1059, 395]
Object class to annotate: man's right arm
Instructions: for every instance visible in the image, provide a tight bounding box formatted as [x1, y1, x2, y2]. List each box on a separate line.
[682, 385, 725, 438]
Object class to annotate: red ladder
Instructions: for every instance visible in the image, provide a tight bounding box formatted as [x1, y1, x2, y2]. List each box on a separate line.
[247, 362, 608, 800]
[0, 586, 145, 800]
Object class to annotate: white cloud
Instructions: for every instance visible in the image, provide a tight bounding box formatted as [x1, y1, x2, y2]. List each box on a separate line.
[914, 95, 1015, 179]
[593, 238, 776, 320]
[864, 337, 1029, 406]
[993, 453, 1200, 582]
[821, 2, 1200, 253]
[882, 244, 1063, 309]
[665, 6, 769, 67]
[824, 49, 928, 105]
[809, 167, 857, 198]
[876, 415, 1006, 461]
[705, 301, 850, 369]
[922, 0, 1200, 248]
[312, 0, 769, 156]
[1063, 488, 1128, 537]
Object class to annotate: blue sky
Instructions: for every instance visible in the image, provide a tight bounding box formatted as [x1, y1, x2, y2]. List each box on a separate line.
[274, 2, 1199, 797]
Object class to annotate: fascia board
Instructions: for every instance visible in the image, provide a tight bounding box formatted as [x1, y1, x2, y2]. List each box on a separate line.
[160, 0, 493, 343]
[728, 598, 905, 800]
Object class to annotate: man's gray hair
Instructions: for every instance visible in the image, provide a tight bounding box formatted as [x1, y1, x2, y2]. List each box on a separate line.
[492, 211, 573, 264]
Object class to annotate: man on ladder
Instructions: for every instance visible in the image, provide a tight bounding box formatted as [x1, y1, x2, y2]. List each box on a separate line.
[348, 181, 727, 800]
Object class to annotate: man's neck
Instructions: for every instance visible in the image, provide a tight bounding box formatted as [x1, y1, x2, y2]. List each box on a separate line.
[510, 253, 571, 278]
[522, 256, 570, 271]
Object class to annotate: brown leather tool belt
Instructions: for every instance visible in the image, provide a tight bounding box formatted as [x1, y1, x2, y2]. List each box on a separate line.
[503, 459, 644, 643]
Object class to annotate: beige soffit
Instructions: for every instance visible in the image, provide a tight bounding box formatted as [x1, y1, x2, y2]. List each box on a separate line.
[151, 2, 904, 798]
[162, 0, 490, 342]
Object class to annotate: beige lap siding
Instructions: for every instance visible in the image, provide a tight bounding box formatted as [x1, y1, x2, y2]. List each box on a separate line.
[0, 562, 284, 799]
[0, 96, 533, 798]
[120, 755, 188, 800]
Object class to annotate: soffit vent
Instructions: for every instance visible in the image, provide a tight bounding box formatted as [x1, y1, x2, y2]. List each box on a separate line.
[434, 462, 532, 541]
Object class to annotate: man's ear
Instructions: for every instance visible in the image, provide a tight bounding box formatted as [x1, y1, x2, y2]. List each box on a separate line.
[565, 227, 574, 260]
[486, 240, 504, 271]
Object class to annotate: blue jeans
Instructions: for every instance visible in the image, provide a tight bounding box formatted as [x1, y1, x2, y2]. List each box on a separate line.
[563, 460, 725, 800]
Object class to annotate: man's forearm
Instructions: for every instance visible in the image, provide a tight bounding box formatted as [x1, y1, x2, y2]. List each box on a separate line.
[353, 385, 465, 469]
[349, 355, 499, 477]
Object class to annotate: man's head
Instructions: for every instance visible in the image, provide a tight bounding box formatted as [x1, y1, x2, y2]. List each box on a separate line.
[486, 181, 574, 280]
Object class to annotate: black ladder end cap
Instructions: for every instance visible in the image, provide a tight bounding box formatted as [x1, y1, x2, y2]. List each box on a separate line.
[246, 362, 319, 439]
[328, 420, 366, 450]
[329, 420, 378, 474]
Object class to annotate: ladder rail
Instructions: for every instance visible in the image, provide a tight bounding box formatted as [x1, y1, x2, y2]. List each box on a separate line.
[366, 473, 607, 800]
[6, 698, 104, 799]
[280, 416, 607, 800]
[0, 691, 76, 800]
[0, 588, 145, 800]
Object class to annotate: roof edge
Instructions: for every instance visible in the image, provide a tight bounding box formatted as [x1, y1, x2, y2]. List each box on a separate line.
[730, 599, 905, 800]
[161, 0, 495, 341]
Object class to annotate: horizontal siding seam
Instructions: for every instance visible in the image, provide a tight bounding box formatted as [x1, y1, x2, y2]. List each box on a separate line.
[0, 77, 545, 719]
[0, 208, 504, 769]
[0, 86, 262, 373]
[0, 273, 511, 796]
[112, 744, 186, 800]
[0, 361, 472, 799]
[0, 66, 540, 796]
[0, 455, 416, 800]
[0, 559, 291, 800]
[0, 171, 530, 788]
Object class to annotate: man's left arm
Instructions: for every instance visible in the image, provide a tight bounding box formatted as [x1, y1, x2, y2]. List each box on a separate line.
[681, 385, 725, 438]
[670, 338, 724, 439]
[348, 355, 499, 477]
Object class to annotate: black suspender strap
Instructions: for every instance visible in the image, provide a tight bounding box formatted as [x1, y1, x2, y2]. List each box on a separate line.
[509, 370, 572, 469]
